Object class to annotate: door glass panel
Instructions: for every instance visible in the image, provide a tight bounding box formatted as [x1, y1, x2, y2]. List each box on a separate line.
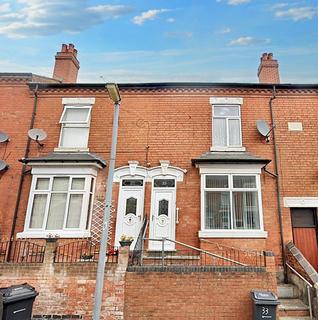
[122, 179, 144, 187]
[158, 199, 169, 216]
[125, 197, 137, 215]
[154, 179, 175, 188]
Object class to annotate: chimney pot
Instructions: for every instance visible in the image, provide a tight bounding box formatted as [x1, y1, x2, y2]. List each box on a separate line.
[257, 52, 280, 84]
[53, 43, 80, 83]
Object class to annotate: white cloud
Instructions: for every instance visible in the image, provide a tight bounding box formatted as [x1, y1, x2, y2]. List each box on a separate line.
[271, 3, 289, 10]
[0, 3, 10, 13]
[217, 0, 250, 5]
[132, 9, 169, 25]
[0, 1, 133, 38]
[230, 36, 270, 46]
[275, 6, 318, 21]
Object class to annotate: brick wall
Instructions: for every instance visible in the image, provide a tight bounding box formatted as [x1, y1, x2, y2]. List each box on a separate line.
[124, 255, 277, 320]
[0, 242, 129, 320]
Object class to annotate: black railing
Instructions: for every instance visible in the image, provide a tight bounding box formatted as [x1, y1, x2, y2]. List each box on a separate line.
[129, 217, 148, 265]
[0, 240, 46, 263]
[54, 240, 118, 263]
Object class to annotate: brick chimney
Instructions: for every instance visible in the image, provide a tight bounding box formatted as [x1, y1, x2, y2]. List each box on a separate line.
[53, 44, 80, 83]
[257, 53, 280, 84]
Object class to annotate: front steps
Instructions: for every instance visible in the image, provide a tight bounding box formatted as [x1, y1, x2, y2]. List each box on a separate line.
[278, 283, 311, 319]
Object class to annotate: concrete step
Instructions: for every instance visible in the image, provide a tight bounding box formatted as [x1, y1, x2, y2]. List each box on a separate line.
[279, 299, 310, 317]
[278, 284, 300, 299]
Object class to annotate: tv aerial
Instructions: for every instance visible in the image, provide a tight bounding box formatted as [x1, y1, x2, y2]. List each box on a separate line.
[0, 132, 9, 143]
[256, 120, 274, 142]
[0, 159, 8, 172]
[28, 128, 47, 147]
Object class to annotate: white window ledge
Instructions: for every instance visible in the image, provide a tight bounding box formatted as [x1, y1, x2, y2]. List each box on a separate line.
[17, 231, 91, 239]
[199, 230, 268, 238]
[210, 146, 246, 152]
[54, 147, 90, 152]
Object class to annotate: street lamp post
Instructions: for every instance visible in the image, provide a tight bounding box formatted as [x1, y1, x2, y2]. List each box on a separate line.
[93, 83, 121, 320]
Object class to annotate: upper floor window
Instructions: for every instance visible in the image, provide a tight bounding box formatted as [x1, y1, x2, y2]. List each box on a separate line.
[59, 106, 91, 149]
[210, 97, 244, 151]
[57, 97, 95, 150]
[213, 105, 241, 148]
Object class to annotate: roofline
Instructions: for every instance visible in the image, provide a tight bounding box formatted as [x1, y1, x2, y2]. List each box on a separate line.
[28, 82, 318, 90]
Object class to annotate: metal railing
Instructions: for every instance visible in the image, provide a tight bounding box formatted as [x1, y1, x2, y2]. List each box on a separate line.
[129, 217, 148, 266]
[129, 237, 266, 267]
[0, 240, 45, 263]
[286, 263, 313, 320]
[54, 240, 118, 263]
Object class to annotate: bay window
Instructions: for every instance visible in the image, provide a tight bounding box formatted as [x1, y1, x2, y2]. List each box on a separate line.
[22, 175, 95, 238]
[200, 173, 266, 238]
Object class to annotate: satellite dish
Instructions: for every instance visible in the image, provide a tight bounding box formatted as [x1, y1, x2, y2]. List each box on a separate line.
[256, 120, 273, 142]
[256, 120, 270, 137]
[28, 128, 47, 146]
[0, 160, 8, 171]
[0, 132, 9, 143]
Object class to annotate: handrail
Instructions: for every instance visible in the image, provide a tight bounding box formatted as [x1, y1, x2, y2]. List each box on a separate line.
[140, 218, 148, 265]
[286, 263, 313, 320]
[200, 238, 262, 255]
[144, 237, 247, 267]
[286, 263, 313, 288]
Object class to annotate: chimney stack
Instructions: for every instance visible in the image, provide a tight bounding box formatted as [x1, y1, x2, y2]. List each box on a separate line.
[257, 53, 280, 84]
[53, 43, 80, 83]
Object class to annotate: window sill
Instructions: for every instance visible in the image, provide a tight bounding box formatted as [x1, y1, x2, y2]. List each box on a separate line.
[198, 230, 268, 238]
[54, 147, 89, 152]
[17, 230, 91, 239]
[210, 146, 246, 152]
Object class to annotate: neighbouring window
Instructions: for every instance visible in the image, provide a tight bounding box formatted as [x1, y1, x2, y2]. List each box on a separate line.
[204, 174, 260, 230]
[27, 175, 95, 234]
[59, 105, 92, 148]
[213, 105, 242, 148]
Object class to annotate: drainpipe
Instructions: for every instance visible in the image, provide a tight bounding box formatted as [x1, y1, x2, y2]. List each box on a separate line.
[7, 84, 38, 257]
[269, 85, 288, 283]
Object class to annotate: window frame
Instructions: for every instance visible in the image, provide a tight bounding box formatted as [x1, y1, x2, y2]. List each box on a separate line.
[212, 104, 243, 148]
[58, 105, 92, 150]
[200, 173, 267, 238]
[21, 174, 95, 238]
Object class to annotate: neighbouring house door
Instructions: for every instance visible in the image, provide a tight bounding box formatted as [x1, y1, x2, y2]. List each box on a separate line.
[149, 178, 176, 251]
[291, 208, 318, 271]
[115, 180, 144, 248]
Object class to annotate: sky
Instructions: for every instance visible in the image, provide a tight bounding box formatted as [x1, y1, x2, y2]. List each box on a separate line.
[0, 0, 317, 83]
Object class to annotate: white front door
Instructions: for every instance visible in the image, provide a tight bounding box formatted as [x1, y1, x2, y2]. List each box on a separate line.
[115, 180, 144, 248]
[149, 179, 176, 251]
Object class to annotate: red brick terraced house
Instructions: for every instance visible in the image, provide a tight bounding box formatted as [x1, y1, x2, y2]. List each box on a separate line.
[0, 44, 317, 320]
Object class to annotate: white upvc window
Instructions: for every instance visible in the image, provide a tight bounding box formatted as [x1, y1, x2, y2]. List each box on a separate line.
[20, 174, 95, 238]
[59, 105, 92, 149]
[210, 97, 245, 151]
[199, 173, 267, 238]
